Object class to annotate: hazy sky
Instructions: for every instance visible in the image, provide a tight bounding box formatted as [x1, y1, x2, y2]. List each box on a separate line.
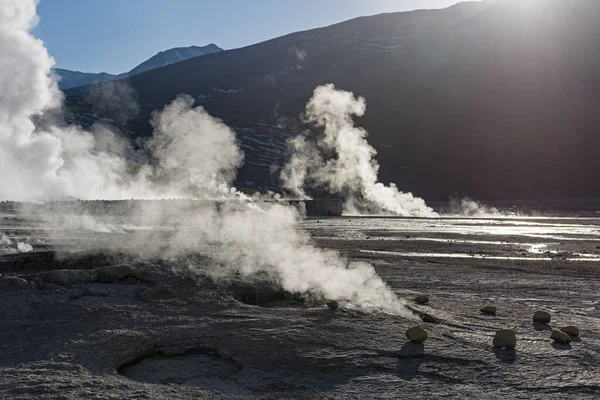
[35, 0, 473, 74]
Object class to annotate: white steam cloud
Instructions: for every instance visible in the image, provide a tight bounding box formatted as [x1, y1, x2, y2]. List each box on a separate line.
[0, 1, 245, 201]
[281, 84, 437, 217]
[146, 94, 244, 198]
[0, 233, 33, 254]
[0, 0, 414, 316]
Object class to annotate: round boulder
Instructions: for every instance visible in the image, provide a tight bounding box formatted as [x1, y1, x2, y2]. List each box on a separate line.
[414, 295, 429, 305]
[326, 300, 339, 310]
[551, 329, 572, 344]
[480, 305, 497, 315]
[560, 326, 580, 337]
[493, 329, 516, 349]
[406, 326, 428, 343]
[533, 311, 551, 324]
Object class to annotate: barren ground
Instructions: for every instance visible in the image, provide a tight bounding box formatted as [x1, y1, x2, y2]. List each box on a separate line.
[1, 210, 599, 399]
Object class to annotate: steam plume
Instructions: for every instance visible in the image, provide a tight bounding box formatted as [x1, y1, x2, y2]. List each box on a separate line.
[0, 0, 240, 202]
[0, 0, 414, 316]
[281, 84, 437, 217]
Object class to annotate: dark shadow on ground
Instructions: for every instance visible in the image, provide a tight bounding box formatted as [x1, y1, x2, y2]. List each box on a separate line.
[552, 342, 572, 351]
[396, 342, 424, 380]
[533, 323, 552, 331]
[493, 348, 517, 364]
[399, 342, 424, 358]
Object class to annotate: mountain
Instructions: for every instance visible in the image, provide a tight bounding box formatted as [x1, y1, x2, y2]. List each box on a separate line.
[54, 69, 117, 90]
[127, 44, 223, 76]
[65, 0, 600, 202]
[55, 44, 224, 90]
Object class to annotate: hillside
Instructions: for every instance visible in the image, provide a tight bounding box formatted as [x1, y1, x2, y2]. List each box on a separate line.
[54, 69, 116, 90]
[65, 0, 600, 201]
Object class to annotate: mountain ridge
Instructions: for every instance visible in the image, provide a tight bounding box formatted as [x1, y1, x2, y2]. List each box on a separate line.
[127, 44, 223, 76]
[55, 44, 224, 90]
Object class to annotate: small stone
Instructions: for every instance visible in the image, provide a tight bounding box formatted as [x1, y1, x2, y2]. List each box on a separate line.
[493, 329, 516, 349]
[480, 305, 497, 315]
[326, 300, 339, 310]
[551, 330, 572, 344]
[560, 326, 580, 337]
[406, 326, 428, 343]
[533, 311, 551, 324]
[414, 295, 429, 305]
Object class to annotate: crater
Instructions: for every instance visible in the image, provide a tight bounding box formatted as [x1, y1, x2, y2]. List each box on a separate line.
[226, 279, 309, 307]
[118, 347, 247, 395]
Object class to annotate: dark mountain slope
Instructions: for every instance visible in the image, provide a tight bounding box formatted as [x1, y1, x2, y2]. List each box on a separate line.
[66, 0, 600, 201]
[54, 69, 117, 90]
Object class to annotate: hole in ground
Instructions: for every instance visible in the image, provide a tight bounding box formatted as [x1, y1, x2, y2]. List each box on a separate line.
[118, 347, 247, 395]
[226, 279, 309, 307]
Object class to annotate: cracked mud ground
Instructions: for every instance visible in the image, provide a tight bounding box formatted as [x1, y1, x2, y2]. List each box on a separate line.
[1, 213, 599, 399]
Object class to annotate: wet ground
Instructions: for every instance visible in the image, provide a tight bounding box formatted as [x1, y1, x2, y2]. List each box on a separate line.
[1, 210, 599, 399]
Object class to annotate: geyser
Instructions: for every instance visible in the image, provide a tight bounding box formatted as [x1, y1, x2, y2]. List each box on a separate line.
[281, 84, 437, 217]
[0, 0, 414, 316]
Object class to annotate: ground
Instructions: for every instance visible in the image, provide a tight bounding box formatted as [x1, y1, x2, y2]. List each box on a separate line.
[1, 209, 599, 399]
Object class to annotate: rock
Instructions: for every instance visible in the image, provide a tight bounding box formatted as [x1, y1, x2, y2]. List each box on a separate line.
[414, 295, 429, 305]
[560, 326, 580, 337]
[418, 312, 441, 324]
[480, 305, 497, 315]
[551, 330, 572, 344]
[406, 326, 428, 343]
[326, 300, 339, 310]
[533, 311, 551, 324]
[0, 276, 36, 291]
[493, 329, 516, 349]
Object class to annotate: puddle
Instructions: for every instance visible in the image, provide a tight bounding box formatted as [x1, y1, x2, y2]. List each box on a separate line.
[305, 216, 600, 242]
[360, 250, 600, 262]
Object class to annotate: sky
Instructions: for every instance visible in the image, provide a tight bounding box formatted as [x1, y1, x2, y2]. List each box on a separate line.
[35, 0, 472, 74]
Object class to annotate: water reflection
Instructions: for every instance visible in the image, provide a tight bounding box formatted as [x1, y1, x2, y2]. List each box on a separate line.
[360, 250, 600, 262]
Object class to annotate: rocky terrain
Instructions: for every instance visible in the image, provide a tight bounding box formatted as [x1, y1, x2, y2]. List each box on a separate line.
[1, 207, 599, 399]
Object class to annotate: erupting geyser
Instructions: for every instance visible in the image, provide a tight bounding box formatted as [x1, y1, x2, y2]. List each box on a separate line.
[281, 84, 437, 217]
